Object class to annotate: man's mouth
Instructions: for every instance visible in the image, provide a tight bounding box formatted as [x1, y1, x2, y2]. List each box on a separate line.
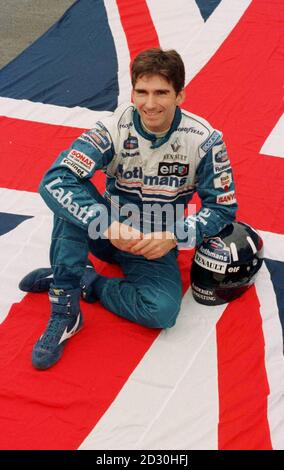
[143, 110, 161, 117]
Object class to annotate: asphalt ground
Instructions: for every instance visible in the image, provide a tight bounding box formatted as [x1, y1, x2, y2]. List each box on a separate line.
[0, 0, 75, 70]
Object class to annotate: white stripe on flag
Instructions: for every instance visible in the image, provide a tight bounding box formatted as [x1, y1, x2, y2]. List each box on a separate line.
[187, 0, 253, 83]
[149, 0, 252, 85]
[104, 0, 132, 105]
[146, 0, 203, 84]
[260, 114, 284, 158]
[0, 97, 111, 128]
[0, 189, 52, 323]
[79, 290, 226, 450]
[255, 263, 284, 450]
[104, 0, 252, 96]
[259, 230, 284, 262]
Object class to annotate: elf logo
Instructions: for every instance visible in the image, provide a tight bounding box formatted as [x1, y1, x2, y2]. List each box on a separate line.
[158, 162, 189, 177]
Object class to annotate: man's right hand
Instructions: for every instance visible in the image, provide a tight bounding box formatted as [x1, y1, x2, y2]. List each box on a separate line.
[103, 221, 143, 253]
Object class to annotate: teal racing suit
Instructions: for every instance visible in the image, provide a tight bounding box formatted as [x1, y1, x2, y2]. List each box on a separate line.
[39, 103, 237, 327]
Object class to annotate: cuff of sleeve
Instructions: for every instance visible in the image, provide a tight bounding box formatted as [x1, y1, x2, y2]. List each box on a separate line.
[170, 219, 197, 248]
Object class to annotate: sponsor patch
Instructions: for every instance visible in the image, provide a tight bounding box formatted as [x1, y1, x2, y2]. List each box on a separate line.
[85, 124, 112, 152]
[66, 149, 95, 173]
[212, 143, 231, 173]
[163, 153, 187, 162]
[45, 177, 97, 224]
[116, 164, 189, 189]
[201, 130, 221, 153]
[171, 138, 181, 152]
[177, 127, 204, 136]
[124, 134, 138, 149]
[158, 162, 189, 177]
[60, 157, 89, 178]
[213, 171, 232, 190]
[216, 190, 236, 205]
[194, 251, 228, 274]
[78, 134, 101, 150]
[199, 238, 231, 264]
[191, 283, 216, 302]
[119, 122, 133, 130]
[215, 150, 228, 163]
[120, 150, 140, 158]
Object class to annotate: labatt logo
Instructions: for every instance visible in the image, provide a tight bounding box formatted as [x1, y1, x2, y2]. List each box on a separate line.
[45, 177, 96, 224]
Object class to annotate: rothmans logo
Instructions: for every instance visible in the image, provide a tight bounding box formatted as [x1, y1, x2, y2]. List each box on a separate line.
[171, 138, 181, 153]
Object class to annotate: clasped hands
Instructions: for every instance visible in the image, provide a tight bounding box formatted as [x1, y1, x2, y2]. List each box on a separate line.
[103, 221, 176, 260]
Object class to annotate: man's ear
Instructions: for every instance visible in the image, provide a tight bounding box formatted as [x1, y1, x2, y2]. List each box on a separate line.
[176, 89, 186, 106]
[131, 89, 134, 103]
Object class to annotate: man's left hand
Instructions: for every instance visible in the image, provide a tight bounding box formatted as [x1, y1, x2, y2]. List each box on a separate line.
[130, 231, 177, 260]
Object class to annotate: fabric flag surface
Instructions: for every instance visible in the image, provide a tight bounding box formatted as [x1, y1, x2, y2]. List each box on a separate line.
[0, 0, 283, 450]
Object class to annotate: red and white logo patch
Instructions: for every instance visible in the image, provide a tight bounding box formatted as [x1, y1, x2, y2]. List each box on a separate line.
[66, 149, 95, 172]
[216, 190, 236, 205]
[214, 171, 232, 191]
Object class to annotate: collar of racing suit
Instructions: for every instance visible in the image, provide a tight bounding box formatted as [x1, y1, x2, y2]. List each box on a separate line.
[133, 106, 182, 149]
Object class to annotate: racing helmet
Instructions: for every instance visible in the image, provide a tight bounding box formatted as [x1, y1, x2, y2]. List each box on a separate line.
[190, 221, 263, 305]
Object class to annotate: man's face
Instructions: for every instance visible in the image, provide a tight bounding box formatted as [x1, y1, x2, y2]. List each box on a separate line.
[132, 74, 185, 133]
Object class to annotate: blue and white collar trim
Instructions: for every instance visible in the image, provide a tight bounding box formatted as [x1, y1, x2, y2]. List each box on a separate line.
[133, 107, 182, 149]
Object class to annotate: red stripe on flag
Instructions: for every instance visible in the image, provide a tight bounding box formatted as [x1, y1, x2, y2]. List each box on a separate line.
[217, 286, 272, 449]
[0, 117, 84, 192]
[116, 0, 159, 61]
[0, 256, 190, 449]
[183, 0, 284, 234]
[0, 273, 157, 449]
[0, 116, 108, 195]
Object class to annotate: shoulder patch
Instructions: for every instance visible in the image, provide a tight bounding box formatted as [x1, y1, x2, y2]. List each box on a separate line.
[201, 130, 221, 153]
[213, 171, 232, 190]
[84, 122, 112, 153]
[212, 142, 231, 174]
[60, 149, 95, 178]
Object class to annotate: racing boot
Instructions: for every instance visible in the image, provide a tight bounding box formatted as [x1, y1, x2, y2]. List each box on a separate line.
[19, 260, 96, 297]
[19, 267, 53, 293]
[32, 287, 83, 370]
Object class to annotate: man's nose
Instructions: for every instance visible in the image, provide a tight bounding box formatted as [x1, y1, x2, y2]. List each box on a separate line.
[144, 94, 156, 108]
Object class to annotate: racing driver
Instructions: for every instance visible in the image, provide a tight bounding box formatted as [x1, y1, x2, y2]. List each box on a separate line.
[19, 48, 238, 369]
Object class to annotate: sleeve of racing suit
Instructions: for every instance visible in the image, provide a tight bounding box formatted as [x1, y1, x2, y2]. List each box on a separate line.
[174, 139, 238, 247]
[39, 122, 115, 235]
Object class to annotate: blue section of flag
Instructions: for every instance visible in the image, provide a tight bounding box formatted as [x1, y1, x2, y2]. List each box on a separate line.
[0, 0, 119, 111]
[0, 212, 33, 236]
[265, 259, 284, 344]
[195, 0, 222, 21]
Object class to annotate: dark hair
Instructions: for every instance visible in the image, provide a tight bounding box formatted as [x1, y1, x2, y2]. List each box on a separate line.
[131, 48, 185, 94]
